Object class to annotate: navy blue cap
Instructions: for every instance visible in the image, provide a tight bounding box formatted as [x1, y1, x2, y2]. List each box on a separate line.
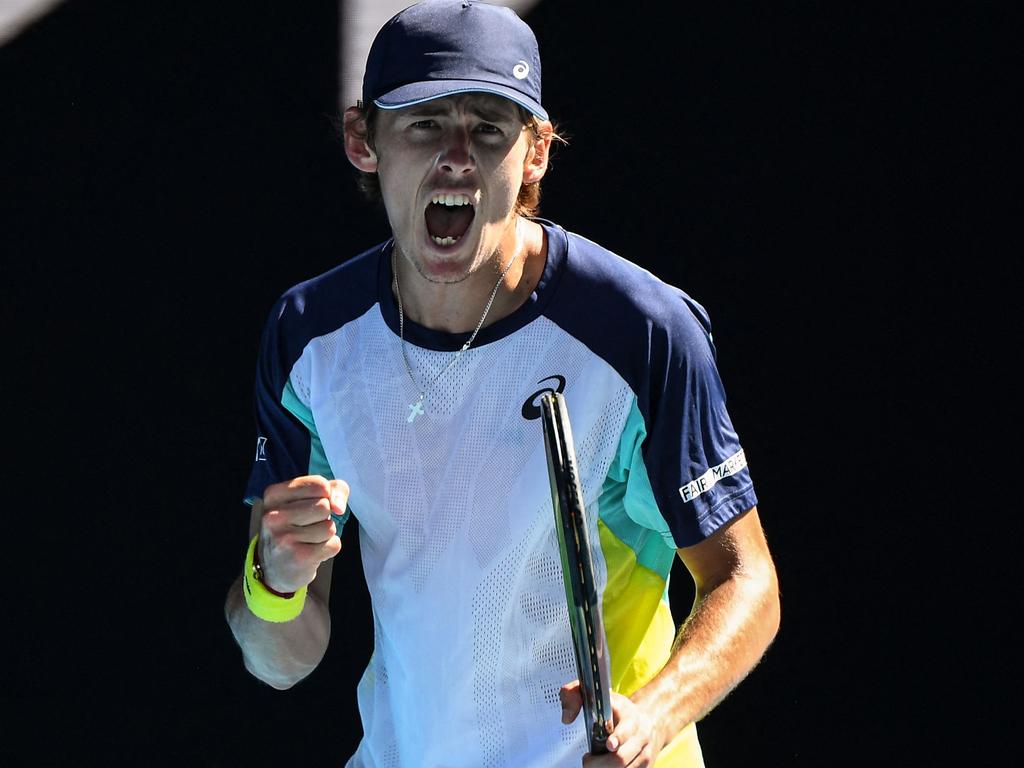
[362, 0, 547, 120]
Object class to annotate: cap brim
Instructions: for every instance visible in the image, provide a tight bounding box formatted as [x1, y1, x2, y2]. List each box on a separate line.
[373, 80, 548, 121]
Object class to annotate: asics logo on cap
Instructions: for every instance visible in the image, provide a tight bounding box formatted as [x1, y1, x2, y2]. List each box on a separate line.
[513, 60, 529, 80]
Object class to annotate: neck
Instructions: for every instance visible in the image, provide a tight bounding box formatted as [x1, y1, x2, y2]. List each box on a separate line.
[393, 218, 546, 334]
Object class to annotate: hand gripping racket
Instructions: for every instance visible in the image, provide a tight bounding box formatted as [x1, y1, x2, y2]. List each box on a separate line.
[539, 391, 614, 755]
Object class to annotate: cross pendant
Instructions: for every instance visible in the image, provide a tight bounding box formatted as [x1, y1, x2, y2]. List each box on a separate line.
[407, 399, 425, 423]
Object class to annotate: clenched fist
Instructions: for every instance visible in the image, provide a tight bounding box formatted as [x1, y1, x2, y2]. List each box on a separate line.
[257, 475, 349, 594]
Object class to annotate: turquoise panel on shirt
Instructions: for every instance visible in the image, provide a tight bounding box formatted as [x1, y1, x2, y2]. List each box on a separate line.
[282, 378, 349, 527]
[598, 397, 677, 582]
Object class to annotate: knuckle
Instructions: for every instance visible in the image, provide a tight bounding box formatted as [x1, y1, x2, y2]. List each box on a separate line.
[325, 537, 343, 558]
[276, 531, 299, 553]
[261, 507, 283, 527]
[261, 480, 283, 500]
[331, 478, 350, 498]
[259, 517, 280, 540]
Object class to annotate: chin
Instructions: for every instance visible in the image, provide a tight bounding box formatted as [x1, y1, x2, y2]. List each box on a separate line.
[418, 262, 471, 284]
[413, 235, 478, 283]
[410, 255, 472, 284]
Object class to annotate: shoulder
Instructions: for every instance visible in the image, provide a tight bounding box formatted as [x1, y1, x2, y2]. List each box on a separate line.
[545, 224, 715, 354]
[268, 240, 387, 338]
[254, 241, 388, 372]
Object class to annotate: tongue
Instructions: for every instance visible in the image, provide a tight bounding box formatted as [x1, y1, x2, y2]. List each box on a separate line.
[425, 204, 474, 239]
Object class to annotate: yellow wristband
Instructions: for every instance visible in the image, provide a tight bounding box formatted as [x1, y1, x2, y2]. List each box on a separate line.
[242, 535, 307, 623]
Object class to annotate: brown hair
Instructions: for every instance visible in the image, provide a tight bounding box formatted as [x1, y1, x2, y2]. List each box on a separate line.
[342, 104, 566, 218]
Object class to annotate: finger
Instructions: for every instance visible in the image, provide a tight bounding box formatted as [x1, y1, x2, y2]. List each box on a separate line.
[319, 534, 343, 562]
[263, 475, 332, 506]
[603, 695, 636, 754]
[288, 538, 341, 564]
[328, 479, 350, 516]
[610, 733, 653, 767]
[559, 680, 583, 724]
[599, 710, 649, 766]
[262, 540, 338, 591]
[603, 720, 628, 755]
[267, 496, 335, 528]
[286, 517, 338, 545]
[582, 737, 646, 767]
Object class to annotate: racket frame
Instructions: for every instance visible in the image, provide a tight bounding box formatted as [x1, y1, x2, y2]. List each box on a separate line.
[539, 390, 614, 755]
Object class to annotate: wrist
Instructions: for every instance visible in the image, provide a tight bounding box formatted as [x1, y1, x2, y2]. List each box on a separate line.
[242, 535, 307, 622]
[251, 539, 296, 598]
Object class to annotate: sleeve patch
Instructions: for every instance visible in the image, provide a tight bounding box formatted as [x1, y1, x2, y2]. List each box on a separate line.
[678, 448, 748, 503]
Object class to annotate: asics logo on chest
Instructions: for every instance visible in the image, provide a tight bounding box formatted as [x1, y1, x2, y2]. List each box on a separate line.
[521, 375, 566, 420]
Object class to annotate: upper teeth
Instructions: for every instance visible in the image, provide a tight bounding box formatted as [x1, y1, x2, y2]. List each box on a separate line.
[431, 193, 472, 207]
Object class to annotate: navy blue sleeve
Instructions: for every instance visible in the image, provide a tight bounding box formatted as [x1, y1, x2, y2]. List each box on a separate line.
[641, 293, 757, 545]
[545, 229, 757, 547]
[243, 294, 314, 505]
[241, 242, 387, 505]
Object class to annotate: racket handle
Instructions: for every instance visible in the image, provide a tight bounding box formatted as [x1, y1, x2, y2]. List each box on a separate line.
[590, 724, 612, 755]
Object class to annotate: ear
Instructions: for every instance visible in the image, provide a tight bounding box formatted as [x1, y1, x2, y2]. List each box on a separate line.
[343, 106, 379, 172]
[522, 120, 553, 185]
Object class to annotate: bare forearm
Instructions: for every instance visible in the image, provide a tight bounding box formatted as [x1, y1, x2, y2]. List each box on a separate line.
[631, 567, 780, 741]
[224, 575, 332, 690]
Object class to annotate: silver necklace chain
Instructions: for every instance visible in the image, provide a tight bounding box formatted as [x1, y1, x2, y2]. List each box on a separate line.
[394, 247, 519, 422]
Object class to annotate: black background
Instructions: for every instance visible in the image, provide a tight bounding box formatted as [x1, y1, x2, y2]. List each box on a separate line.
[1, 1, 1014, 765]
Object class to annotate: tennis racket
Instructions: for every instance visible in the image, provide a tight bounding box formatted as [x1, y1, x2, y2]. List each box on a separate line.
[539, 390, 614, 755]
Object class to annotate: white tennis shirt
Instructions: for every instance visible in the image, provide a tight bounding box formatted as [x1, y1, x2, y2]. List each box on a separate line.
[244, 221, 757, 767]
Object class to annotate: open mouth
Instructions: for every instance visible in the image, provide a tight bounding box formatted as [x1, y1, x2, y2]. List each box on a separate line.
[424, 193, 475, 247]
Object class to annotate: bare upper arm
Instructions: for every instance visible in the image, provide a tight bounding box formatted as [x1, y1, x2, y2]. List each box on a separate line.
[247, 498, 337, 606]
[676, 506, 777, 597]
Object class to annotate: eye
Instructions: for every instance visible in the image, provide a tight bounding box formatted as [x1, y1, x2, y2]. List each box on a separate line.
[409, 119, 439, 130]
[474, 122, 510, 141]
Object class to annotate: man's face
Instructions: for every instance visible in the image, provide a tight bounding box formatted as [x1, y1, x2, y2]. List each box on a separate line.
[371, 93, 542, 283]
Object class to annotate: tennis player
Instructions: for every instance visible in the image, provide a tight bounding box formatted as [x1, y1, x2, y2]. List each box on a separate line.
[224, 2, 780, 765]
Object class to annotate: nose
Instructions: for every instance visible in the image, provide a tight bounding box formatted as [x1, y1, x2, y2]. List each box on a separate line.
[437, 125, 474, 176]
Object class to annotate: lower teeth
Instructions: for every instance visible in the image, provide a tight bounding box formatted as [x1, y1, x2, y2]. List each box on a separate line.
[432, 236, 458, 246]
